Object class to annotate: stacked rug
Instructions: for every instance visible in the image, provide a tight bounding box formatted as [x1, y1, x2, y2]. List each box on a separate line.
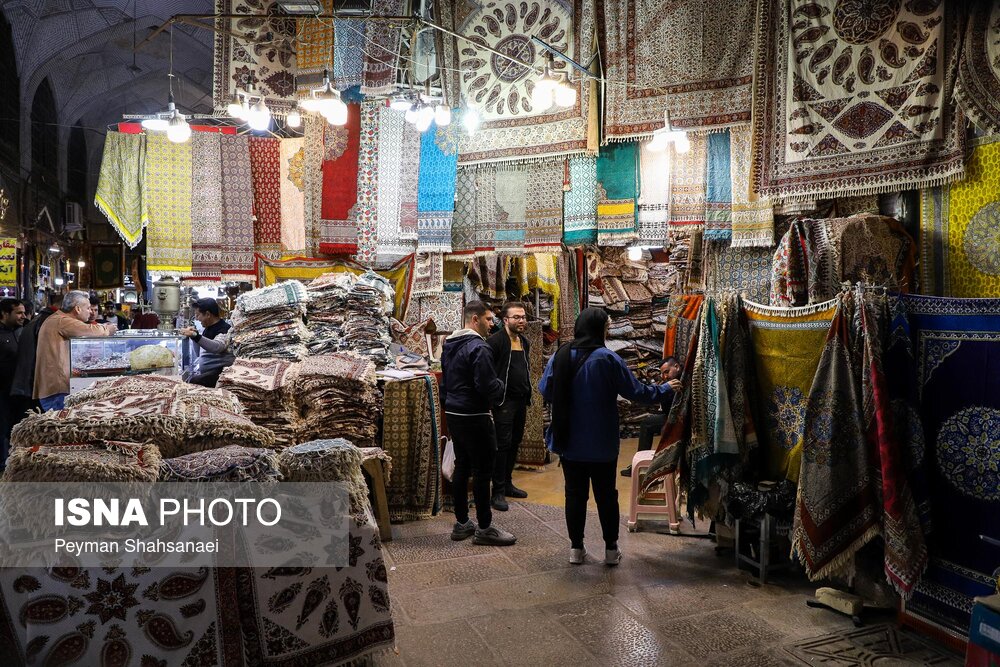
[2, 440, 161, 483]
[297, 353, 382, 446]
[305, 272, 394, 368]
[305, 272, 357, 354]
[160, 444, 281, 482]
[342, 283, 393, 368]
[231, 280, 311, 360]
[66, 375, 243, 414]
[218, 358, 302, 447]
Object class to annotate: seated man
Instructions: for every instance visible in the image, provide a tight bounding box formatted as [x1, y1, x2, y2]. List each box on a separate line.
[179, 298, 235, 388]
[621, 356, 682, 477]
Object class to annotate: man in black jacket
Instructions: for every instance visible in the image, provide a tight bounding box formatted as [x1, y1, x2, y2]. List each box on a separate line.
[441, 301, 516, 546]
[486, 301, 532, 511]
[1, 298, 26, 468]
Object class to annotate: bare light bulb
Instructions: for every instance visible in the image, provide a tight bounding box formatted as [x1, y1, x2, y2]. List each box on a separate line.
[300, 97, 321, 113]
[227, 93, 243, 117]
[462, 107, 480, 134]
[324, 99, 349, 126]
[674, 135, 691, 154]
[415, 110, 434, 132]
[531, 78, 555, 111]
[434, 105, 452, 127]
[554, 82, 577, 107]
[77, 260, 86, 268]
[405, 103, 420, 125]
[247, 100, 271, 131]
[286, 109, 302, 128]
[646, 132, 670, 153]
[389, 96, 412, 111]
[141, 117, 169, 132]
[166, 114, 191, 143]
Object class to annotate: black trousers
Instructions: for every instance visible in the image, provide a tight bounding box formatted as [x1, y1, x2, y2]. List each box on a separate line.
[492, 397, 527, 491]
[561, 458, 619, 550]
[637, 413, 667, 453]
[449, 414, 497, 529]
[187, 369, 223, 388]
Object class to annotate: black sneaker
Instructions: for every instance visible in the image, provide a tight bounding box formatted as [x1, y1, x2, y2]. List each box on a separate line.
[491, 493, 509, 511]
[505, 483, 528, 499]
[450, 520, 477, 541]
[620, 465, 633, 477]
[473, 525, 516, 546]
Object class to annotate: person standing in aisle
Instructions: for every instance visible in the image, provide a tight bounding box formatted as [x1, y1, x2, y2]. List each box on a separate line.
[10, 294, 59, 423]
[539, 308, 679, 566]
[620, 355, 683, 477]
[487, 301, 532, 511]
[33, 291, 116, 411]
[440, 301, 516, 546]
[0, 298, 27, 468]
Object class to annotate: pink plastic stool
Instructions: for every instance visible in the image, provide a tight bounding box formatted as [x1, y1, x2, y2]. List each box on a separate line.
[626, 450, 681, 534]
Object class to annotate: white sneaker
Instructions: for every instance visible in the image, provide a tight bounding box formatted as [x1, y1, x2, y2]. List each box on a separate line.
[569, 548, 587, 564]
[605, 548, 622, 566]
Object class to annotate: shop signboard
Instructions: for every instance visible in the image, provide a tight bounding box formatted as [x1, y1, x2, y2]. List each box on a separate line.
[0, 237, 16, 288]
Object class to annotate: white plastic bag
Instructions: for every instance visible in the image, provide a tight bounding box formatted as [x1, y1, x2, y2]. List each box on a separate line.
[442, 438, 456, 481]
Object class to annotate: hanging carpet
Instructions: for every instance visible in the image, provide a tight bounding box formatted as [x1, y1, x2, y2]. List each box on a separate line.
[524, 161, 565, 250]
[515, 320, 548, 469]
[220, 134, 256, 281]
[416, 124, 459, 253]
[190, 132, 224, 279]
[295, 0, 336, 91]
[751, 0, 965, 199]
[249, 136, 282, 260]
[704, 241, 772, 304]
[381, 375, 441, 522]
[144, 133, 192, 276]
[279, 137, 306, 256]
[376, 106, 418, 261]
[94, 131, 148, 248]
[319, 105, 361, 256]
[362, 0, 404, 94]
[596, 142, 638, 246]
[704, 130, 732, 241]
[450, 167, 477, 254]
[729, 124, 774, 248]
[355, 101, 381, 263]
[564, 155, 599, 245]
[956, 2, 1000, 134]
[638, 142, 670, 246]
[667, 133, 707, 233]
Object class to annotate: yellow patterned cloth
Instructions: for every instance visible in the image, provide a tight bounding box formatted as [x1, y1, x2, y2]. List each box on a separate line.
[744, 298, 837, 482]
[920, 135, 1000, 297]
[525, 253, 561, 332]
[94, 132, 148, 249]
[144, 134, 192, 275]
[295, 0, 333, 80]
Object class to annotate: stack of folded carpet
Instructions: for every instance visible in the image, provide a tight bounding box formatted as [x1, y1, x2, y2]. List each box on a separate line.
[305, 272, 393, 368]
[341, 283, 393, 368]
[231, 280, 311, 361]
[652, 298, 671, 334]
[218, 357, 302, 447]
[647, 261, 679, 297]
[66, 375, 243, 413]
[297, 353, 382, 446]
[305, 272, 355, 354]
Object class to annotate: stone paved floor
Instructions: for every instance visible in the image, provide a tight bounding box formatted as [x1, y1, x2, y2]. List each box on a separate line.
[376, 502, 963, 666]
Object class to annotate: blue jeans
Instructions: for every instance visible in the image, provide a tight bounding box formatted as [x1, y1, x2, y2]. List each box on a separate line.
[39, 394, 67, 411]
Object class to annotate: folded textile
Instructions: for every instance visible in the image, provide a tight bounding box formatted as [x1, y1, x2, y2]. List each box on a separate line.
[297, 353, 382, 446]
[218, 358, 302, 447]
[160, 445, 280, 482]
[2, 440, 161, 483]
[232, 281, 312, 360]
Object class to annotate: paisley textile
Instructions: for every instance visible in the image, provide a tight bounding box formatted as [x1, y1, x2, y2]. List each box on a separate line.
[956, 2, 1000, 134]
[220, 134, 257, 281]
[381, 375, 441, 522]
[751, 0, 965, 198]
[279, 137, 306, 256]
[920, 135, 1000, 297]
[600, 0, 755, 137]
[248, 136, 282, 260]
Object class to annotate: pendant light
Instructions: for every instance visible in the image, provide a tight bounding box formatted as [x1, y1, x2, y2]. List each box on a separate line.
[646, 108, 688, 154]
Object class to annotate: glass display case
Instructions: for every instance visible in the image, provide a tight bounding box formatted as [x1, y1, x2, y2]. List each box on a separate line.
[69, 331, 189, 393]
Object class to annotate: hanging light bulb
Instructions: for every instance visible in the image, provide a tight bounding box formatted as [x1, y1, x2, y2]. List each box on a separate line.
[324, 97, 349, 126]
[674, 135, 691, 154]
[167, 112, 191, 143]
[554, 77, 577, 108]
[227, 92, 243, 117]
[417, 104, 435, 129]
[77, 260, 86, 268]
[646, 131, 670, 152]
[531, 78, 555, 111]
[237, 98, 251, 120]
[462, 106, 480, 134]
[141, 116, 169, 132]
[405, 102, 420, 125]
[285, 107, 302, 128]
[247, 99, 271, 131]
[389, 94, 413, 111]
[434, 105, 452, 127]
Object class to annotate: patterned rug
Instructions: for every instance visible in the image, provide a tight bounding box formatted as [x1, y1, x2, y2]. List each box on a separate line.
[744, 297, 837, 483]
[704, 130, 732, 241]
[920, 135, 1000, 297]
[450, 167, 477, 254]
[362, 0, 404, 94]
[956, 3, 1000, 134]
[303, 115, 325, 257]
[2, 440, 161, 483]
[599, 0, 755, 137]
[412, 252, 444, 297]
[901, 294, 1000, 634]
[596, 142, 639, 246]
[524, 161, 565, 250]
[144, 133, 192, 275]
[376, 106, 418, 260]
[355, 101, 381, 263]
[564, 155, 598, 245]
[249, 136, 283, 260]
[729, 124, 774, 248]
[220, 134, 256, 281]
[416, 125, 458, 253]
[444, 0, 596, 164]
[295, 0, 335, 91]
[160, 445, 280, 482]
[411, 292, 463, 332]
[751, 0, 966, 199]
[516, 320, 547, 469]
[381, 375, 441, 522]
[91, 244, 124, 289]
[279, 137, 306, 256]
[190, 133, 224, 278]
[662, 294, 703, 363]
[333, 17, 365, 90]
[94, 131, 148, 248]
[319, 106, 361, 256]
[668, 133, 707, 232]
[638, 142, 670, 246]
[213, 0, 296, 113]
[704, 241, 773, 304]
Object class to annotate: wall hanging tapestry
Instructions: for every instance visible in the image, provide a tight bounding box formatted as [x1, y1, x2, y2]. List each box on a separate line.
[956, 2, 1000, 134]
[729, 124, 774, 248]
[704, 130, 732, 241]
[751, 0, 965, 199]
[442, 0, 596, 164]
[493, 166, 528, 252]
[524, 161, 565, 250]
[190, 133, 224, 279]
[662, 293, 704, 363]
[382, 375, 441, 521]
[450, 168, 477, 254]
[362, 0, 404, 94]
[416, 124, 458, 253]
[564, 155, 598, 245]
[294, 0, 334, 91]
[213, 0, 296, 113]
[249, 136, 282, 260]
[334, 18, 365, 90]
[599, 0, 754, 138]
[144, 133, 192, 276]
[399, 122, 421, 242]
[355, 101, 381, 263]
[220, 134, 256, 281]
[376, 107, 418, 261]
[638, 142, 670, 246]
[704, 241, 772, 304]
[303, 115, 325, 257]
[901, 294, 1000, 634]
[920, 135, 1000, 298]
[91, 245, 124, 290]
[596, 141, 639, 246]
[516, 320, 548, 468]
[744, 297, 837, 483]
[412, 252, 444, 297]
[411, 292, 463, 331]
[556, 251, 581, 342]
[319, 104, 361, 255]
[94, 131, 147, 248]
[279, 137, 306, 256]
[668, 133, 708, 232]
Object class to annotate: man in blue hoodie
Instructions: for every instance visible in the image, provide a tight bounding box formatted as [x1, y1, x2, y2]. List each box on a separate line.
[441, 301, 516, 546]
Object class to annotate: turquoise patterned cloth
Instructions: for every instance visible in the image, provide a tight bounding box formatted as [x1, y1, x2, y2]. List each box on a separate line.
[416, 123, 458, 253]
[564, 155, 598, 245]
[704, 130, 732, 241]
